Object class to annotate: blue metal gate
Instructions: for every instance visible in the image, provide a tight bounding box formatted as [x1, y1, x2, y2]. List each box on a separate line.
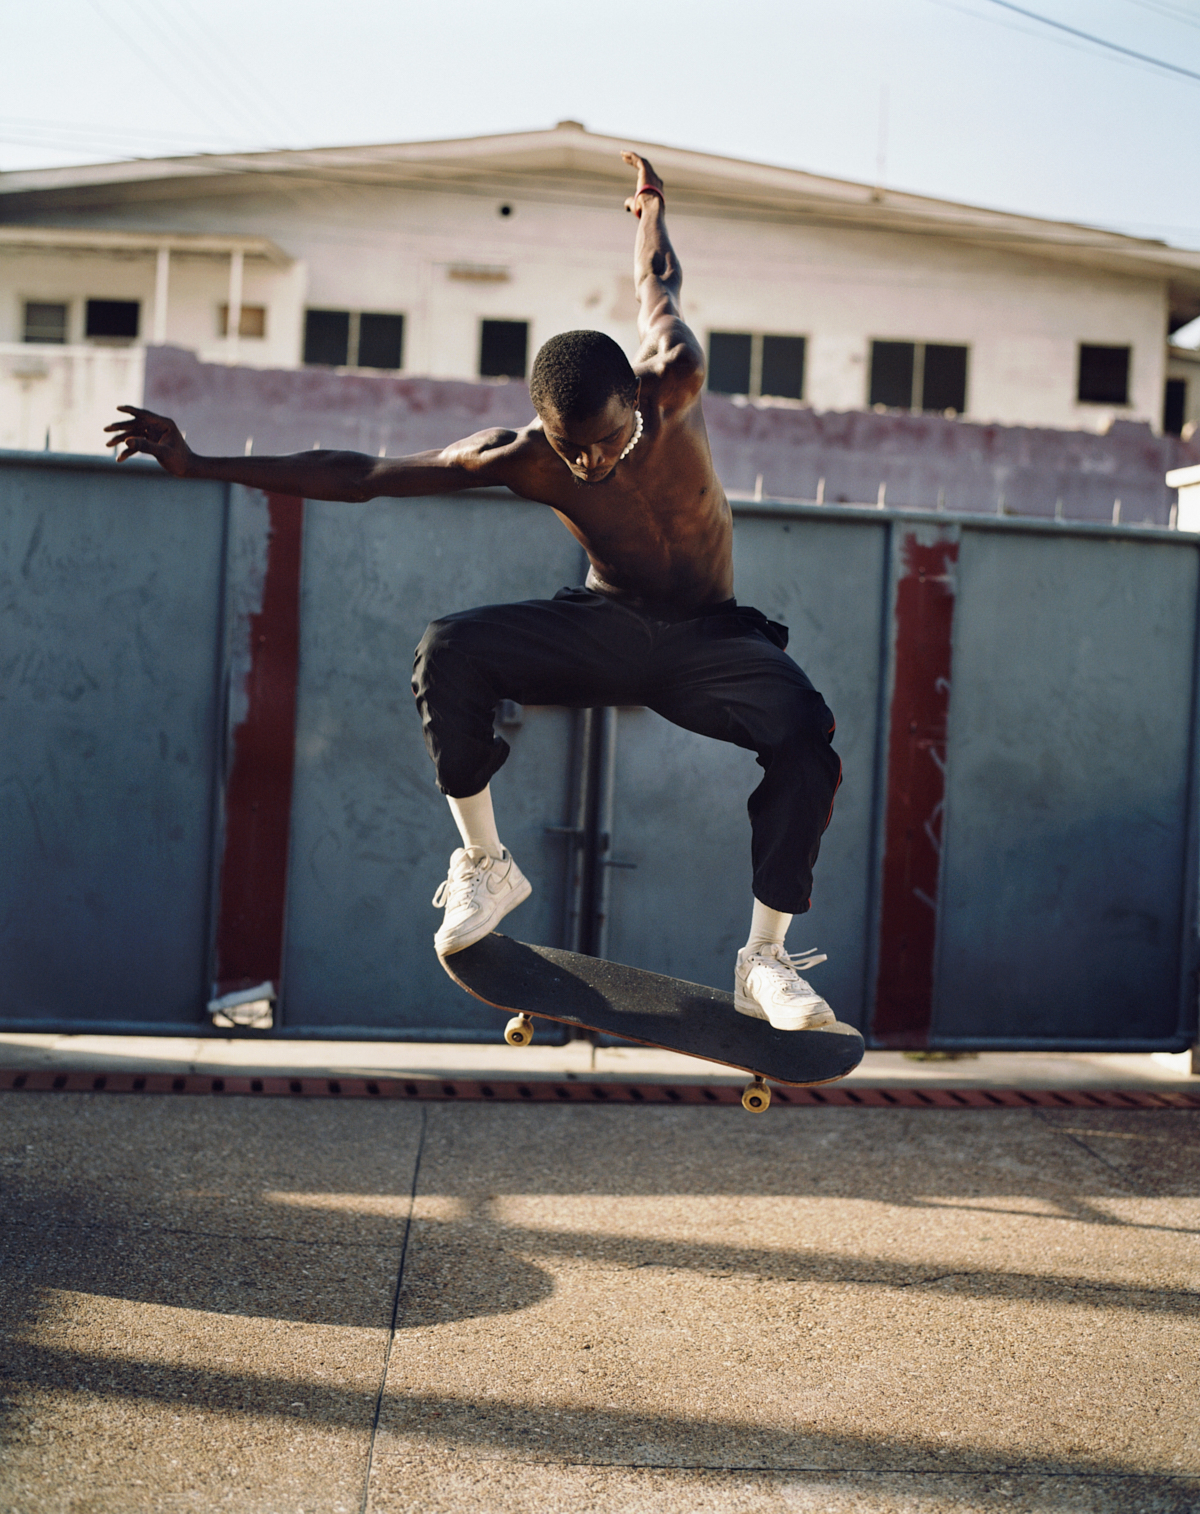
[2, 451, 1196, 1050]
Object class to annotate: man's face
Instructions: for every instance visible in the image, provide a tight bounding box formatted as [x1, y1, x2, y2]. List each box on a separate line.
[540, 393, 638, 485]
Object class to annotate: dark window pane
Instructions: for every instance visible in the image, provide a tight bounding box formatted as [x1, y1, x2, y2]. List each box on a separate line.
[85, 299, 139, 338]
[1164, 378, 1187, 437]
[24, 302, 67, 344]
[760, 335, 806, 400]
[707, 331, 752, 395]
[1078, 344, 1130, 405]
[922, 344, 968, 413]
[869, 341, 915, 408]
[304, 309, 350, 367]
[357, 312, 404, 370]
[479, 319, 528, 378]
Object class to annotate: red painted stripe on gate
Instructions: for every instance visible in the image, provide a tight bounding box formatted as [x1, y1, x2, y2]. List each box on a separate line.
[212, 493, 304, 999]
[872, 529, 959, 1046]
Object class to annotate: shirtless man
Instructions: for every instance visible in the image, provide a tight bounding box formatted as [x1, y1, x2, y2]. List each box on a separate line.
[107, 151, 842, 1030]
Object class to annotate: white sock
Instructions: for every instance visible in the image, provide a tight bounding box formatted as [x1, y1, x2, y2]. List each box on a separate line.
[446, 786, 504, 860]
[744, 898, 792, 954]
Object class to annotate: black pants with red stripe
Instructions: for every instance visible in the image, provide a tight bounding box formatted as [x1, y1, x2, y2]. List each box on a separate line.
[411, 587, 841, 914]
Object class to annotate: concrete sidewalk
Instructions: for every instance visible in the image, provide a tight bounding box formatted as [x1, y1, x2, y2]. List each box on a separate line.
[1, 1029, 1196, 1092]
[2, 1075, 1198, 1512]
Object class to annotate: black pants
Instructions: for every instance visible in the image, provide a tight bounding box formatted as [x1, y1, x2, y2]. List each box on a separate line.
[411, 587, 840, 914]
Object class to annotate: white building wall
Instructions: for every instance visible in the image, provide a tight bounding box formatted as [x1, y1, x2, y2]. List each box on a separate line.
[201, 180, 1173, 430]
[0, 176, 1176, 437]
[0, 245, 305, 368]
[0, 344, 144, 453]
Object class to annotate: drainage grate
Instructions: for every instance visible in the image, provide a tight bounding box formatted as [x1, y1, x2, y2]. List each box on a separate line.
[0, 1069, 1197, 1108]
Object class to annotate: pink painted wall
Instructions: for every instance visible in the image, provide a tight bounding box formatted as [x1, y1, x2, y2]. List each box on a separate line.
[145, 346, 1199, 526]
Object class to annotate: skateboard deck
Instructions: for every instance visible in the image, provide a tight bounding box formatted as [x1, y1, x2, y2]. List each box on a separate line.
[440, 934, 864, 1103]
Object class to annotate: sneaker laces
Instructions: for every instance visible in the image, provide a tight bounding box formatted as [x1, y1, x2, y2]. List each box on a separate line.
[752, 943, 828, 976]
[432, 848, 495, 911]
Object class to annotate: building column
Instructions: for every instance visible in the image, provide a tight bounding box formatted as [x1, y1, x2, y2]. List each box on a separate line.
[227, 248, 244, 364]
[152, 246, 170, 345]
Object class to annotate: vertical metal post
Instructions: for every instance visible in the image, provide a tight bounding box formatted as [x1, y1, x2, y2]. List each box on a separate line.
[576, 707, 607, 958]
[594, 708, 620, 962]
[559, 707, 595, 954]
[557, 704, 620, 962]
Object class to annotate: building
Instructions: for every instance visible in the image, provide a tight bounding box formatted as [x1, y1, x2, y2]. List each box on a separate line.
[2, 121, 1199, 455]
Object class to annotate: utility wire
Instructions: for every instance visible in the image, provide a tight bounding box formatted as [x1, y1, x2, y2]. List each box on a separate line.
[79, 0, 241, 142]
[138, 0, 296, 143]
[1119, 0, 1200, 33]
[981, 0, 1200, 81]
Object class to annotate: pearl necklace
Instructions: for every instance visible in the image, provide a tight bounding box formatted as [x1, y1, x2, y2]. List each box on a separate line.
[618, 408, 644, 462]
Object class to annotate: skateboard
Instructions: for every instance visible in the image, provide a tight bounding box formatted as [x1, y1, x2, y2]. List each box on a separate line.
[440, 934, 865, 1112]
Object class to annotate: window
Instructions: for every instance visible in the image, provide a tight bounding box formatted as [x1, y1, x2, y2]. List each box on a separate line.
[304, 309, 350, 366]
[479, 319, 528, 379]
[1168, 378, 1186, 439]
[23, 302, 67, 344]
[869, 340, 968, 414]
[219, 304, 267, 339]
[357, 312, 404, 370]
[708, 332, 752, 395]
[85, 299, 139, 340]
[760, 335, 806, 400]
[707, 331, 806, 399]
[303, 309, 405, 370]
[1078, 344, 1130, 405]
[921, 344, 968, 413]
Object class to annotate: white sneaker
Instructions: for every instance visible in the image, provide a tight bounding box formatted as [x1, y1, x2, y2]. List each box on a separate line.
[433, 846, 531, 956]
[735, 943, 835, 1031]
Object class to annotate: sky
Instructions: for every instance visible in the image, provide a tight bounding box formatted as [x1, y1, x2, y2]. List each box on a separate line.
[2, 0, 1198, 250]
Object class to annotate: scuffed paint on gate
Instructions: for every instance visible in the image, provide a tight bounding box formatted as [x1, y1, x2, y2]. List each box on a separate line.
[872, 525, 959, 1046]
[211, 491, 304, 1003]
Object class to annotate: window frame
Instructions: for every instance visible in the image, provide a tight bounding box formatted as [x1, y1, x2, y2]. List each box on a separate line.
[302, 307, 406, 371]
[705, 330, 807, 400]
[478, 317, 530, 380]
[22, 300, 70, 345]
[84, 298, 140, 342]
[1077, 343, 1132, 407]
[218, 304, 268, 340]
[867, 338, 970, 416]
[1164, 376, 1187, 437]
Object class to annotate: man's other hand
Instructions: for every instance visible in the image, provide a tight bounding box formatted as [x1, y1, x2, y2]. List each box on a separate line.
[105, 405, 192, 474]
[622, 150, 664, 214]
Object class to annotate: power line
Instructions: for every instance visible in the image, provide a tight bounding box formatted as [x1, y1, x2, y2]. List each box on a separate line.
[78, 0, 243, 141]
[981, 0, 1200, 81]
[1119, 0, 1200, 34]
[137, 0, 296, 144]
[927, 0, 1132, 70]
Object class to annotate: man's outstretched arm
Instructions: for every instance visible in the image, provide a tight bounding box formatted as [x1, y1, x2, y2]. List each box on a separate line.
[622, 151, 705, 401]
[104, 406, 525, 501]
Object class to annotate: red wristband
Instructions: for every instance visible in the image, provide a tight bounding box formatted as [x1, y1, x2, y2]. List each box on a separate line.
[634, 184, 665, 216]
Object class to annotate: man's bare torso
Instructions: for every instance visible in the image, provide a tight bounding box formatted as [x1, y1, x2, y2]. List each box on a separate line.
[446, 368, 733, 612]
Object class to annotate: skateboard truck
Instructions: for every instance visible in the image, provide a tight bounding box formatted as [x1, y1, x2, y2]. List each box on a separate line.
[504, 1013, 534, 1047]
[741, 1078, 771, 1113]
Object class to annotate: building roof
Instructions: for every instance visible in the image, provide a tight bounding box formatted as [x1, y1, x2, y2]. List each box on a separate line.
[0, 224, 292, 263]
[4, 121, 1199, 328]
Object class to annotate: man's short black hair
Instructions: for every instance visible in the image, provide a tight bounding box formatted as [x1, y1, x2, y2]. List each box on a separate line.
[529, 330, 638, 420]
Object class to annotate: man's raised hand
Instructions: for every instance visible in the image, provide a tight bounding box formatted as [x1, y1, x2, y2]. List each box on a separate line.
[622, 150, 664, 215]
[104, 405, 192, 475]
